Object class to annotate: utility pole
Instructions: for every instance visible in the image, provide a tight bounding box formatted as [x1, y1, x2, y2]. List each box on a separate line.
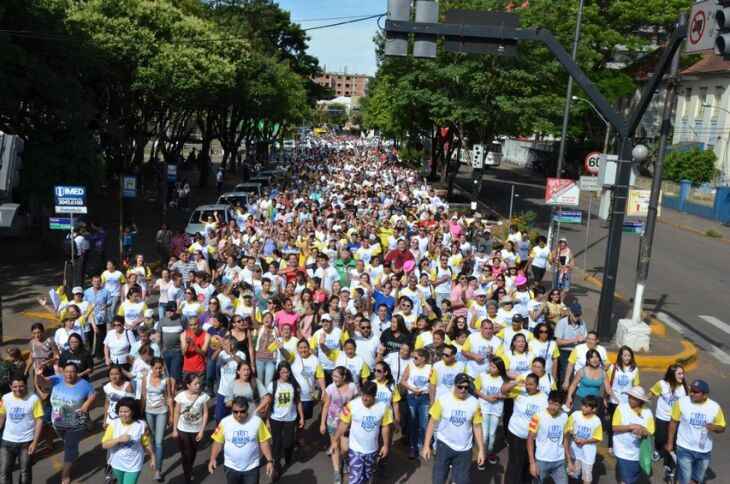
[632, 13, 686, 324]
[555, 0, 585, 179]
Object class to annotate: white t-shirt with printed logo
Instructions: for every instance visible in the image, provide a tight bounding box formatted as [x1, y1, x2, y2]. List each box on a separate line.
[528, 408, 568, 462]
[566, 411, 603, 465]
[340, 397, 393, 454]
[0, 392, 44, 443]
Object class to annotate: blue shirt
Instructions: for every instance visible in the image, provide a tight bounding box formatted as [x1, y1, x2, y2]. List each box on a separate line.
[48, 375, 95, 430]
[84, 287, 111, 324]
[372, 291, 396, 319]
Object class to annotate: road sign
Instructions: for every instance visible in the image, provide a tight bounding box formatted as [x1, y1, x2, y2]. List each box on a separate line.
[584, 151, 601, 175]
[579, 176, 601, 192]
[545, 178, 580, 206]
[49, 217, 72, 230]
[551, 209, 582, 224]
[686, 1, 718, 54]
[167, 164, 177, 182]
[54, 185, 87, 214]
[623, 221, 644, 234]
[122, 176, 137, 198]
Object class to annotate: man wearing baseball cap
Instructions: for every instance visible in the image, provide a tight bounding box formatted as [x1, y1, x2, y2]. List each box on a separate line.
[422, 373, 485, 483]
[666, 379, 726, 484]
[611, 386, 655, 484]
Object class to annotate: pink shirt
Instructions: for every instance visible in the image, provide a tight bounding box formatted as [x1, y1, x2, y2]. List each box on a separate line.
[450, 284, 468, 317]
[274, 309, 300, 335]
[448, 221, 463, 238]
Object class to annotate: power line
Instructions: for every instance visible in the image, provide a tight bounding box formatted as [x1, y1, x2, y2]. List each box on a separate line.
[302, 14, 385, 32]
[293, 14, 383, 23]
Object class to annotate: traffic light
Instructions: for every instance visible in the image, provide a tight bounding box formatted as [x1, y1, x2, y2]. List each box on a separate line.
[385, 0, 410, 57]
[413, 1, 439, 59]
[716, 1, 730, 56]
[0, 133, 24, 197]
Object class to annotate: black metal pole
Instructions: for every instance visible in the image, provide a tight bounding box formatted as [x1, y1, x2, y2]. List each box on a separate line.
[632, 12, 686, 323]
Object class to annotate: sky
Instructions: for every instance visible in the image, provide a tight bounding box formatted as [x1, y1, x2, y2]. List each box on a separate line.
[276, 0, 387, 75]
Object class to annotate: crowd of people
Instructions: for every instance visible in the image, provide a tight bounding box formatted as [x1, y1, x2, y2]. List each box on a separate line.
[4, 145, 726, 484]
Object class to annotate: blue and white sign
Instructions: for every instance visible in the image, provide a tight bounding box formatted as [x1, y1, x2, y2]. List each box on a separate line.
[122, 176, 138, 198]
[167, 164, 177, 182]
[54, 185, 87, 214]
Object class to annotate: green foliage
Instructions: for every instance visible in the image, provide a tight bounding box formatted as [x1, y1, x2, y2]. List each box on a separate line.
[705, 229, 722, 239]
[400, 140, 424, 164]
[664, 148, 718, 185]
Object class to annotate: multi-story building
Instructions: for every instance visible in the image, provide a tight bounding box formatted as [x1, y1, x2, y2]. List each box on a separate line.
[311, 68, 370, 98]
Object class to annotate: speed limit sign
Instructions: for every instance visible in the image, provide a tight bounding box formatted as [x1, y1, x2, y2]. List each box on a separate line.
[584, 151, 601, 175]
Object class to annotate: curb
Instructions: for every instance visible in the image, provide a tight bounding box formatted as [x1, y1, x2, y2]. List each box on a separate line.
[657, 218, 730, 244]
[578, 269, 699, 371]
[580, 272, 666, 337]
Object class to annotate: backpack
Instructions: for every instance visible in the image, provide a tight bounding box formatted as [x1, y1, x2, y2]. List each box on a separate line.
[62, 237, 74, 259]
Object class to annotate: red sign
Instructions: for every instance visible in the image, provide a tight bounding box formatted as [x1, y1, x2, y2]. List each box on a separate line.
[584, 151, 601, 175]
[545, 178, 580, 206]
[690, 10, 706, 45]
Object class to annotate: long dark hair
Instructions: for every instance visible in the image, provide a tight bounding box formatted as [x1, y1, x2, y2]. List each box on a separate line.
[491, 356, 510, 382]
[373, 361, 395, 390]
[663, 364, 688, 394]
[390, 314, 409, 336]
[615, 346, 637, 372]
[272, 361, 301, 403]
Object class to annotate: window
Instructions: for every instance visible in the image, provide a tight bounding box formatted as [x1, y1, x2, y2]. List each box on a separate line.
[697, 87, 708, 117]
[682, 88, 692, 117]
[713, 87, 723, 118]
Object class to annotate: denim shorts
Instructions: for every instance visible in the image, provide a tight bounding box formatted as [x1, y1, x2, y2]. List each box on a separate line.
[615, 457, 640, 484]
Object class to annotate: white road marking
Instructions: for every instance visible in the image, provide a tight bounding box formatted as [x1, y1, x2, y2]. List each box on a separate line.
[656, 312, 730, 365]
[698, 315, 730, 335]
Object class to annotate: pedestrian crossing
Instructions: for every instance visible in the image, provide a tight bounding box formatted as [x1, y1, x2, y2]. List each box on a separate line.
[657, 312, 730, 364]
[698, 315, 730, 335]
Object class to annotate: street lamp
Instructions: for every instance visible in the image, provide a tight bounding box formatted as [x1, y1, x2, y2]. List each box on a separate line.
[572, 95, 611, 153]
[703, 101, 729, 185]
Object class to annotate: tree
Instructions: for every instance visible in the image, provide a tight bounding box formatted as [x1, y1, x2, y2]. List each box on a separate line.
[664, 148, 718, 185]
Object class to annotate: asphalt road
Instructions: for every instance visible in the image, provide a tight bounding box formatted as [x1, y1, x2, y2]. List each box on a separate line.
[456, 163, 730, 362]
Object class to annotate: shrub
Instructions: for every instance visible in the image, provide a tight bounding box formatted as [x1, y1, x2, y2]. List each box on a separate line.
[664, 148, 718, 186]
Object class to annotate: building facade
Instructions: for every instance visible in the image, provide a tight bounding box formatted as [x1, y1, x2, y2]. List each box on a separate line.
[311, 69, 369, 97]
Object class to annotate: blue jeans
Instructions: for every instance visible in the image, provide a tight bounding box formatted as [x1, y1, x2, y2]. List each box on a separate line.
[406, 393, 429, 450]
[676, 445, 711, 484]
[224, 465, 260, 484]
[145, 412, 167, 472]
[552, 270, 571, 291]
[53, 427, 84, 463]
[615, 457, 641, 484]
[481, 413, 500, 453]
[536, 459, 568, 484]
[206, 358, 220, 393]
[0, 440, 33, 484]
[158, 305, 167, 321]
[215, 394, 230, 424]
[431, 443, 472, 484]
[256, 360, 276, 388]
[163, 351, 183, 383]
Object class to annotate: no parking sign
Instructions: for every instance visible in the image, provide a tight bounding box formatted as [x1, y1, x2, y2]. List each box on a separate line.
[584, 151, 601, 175]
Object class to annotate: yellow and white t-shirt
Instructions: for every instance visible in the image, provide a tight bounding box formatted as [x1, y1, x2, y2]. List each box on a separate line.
[568, 344, 608, 373]
[0, 392, 44, 443]
[474, 372, 505, 416]
[101, 419, 151, 472]
[462, 333, 503, 377]
[429, 391, 483, 452]
[612, 403, 655, 461]
[566, 411, 603, 465]
[671, 396, 726, 453]
[332, 352, 371, 389]
[528, 408, 568, 462]
[291, 355, 324, 402]
[501, 350, 534, 378]
[529, 245, 550, 269]
[414, 331, 452, 350]
[309, 328, 348, 371]
[528, 339, 560, 376]
[211, 414, 271, 472]
[508, 391, 548, 439]
[341, 397, 393, 454]
[512, 373, 557, 397]
[607, 365, 640, 405]
[267, 381, 298, 422]
[117, 300, 148, 326]
[650, 380, 687, 421]
[429, 360, 466, 398]
[498, 327, 534, 346]
[178, 301, 204, 321]
[374, 381, 401, 409]
[267, 337, 298, 365]
[405, 363, 432, 395]
[101, 270, 126, 297]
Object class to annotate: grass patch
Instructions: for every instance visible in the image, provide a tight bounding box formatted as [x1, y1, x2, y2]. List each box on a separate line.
[705, 229, 722, 238]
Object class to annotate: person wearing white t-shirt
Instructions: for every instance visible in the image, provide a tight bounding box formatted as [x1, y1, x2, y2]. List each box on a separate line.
[565, 395, 603, 484]
[0, 375, 44, 484]
[266, 362, 304, 480]
[666, 379, 726, 484]
[101, 397, 156, 484]
[330, 382, 392, 484]
[208, 396, 275, 482]
[461, 319, 503, 378]
[422, 373, 485, 484]
[527, 390, 569, 484]
[611, 386, 654, 484]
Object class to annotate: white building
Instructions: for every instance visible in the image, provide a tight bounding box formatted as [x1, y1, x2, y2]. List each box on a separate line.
[672, 53, 730, 179]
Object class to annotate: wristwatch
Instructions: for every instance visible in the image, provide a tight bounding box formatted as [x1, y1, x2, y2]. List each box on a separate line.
[267, 459, 274, 464]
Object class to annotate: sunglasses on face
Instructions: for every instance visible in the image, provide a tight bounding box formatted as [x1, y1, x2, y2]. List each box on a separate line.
[456, 384, 470, 390]
[374, 369, 384, 374]
[443, 352, 455, 358]
[232, 410, 247, 414]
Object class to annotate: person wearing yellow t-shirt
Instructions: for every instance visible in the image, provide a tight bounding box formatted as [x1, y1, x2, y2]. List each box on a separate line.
[565, 395, 603, 484]
[611, 386, 655, 484]
[208, 396, 275, 481]
[101, 397, 156, 484]
[422, 373, 485, 483]
[527, 390, 569, 483]
[0, 375, 44, 484]
[666, 379, 726, 484]
[330, 382, 392, 484]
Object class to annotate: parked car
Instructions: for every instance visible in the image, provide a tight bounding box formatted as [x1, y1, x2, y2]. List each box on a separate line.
[233, 182, 262, 197]
[185, 204, 229, 236]
[217, 192, 249, 208]
[248, 175, 272, 188]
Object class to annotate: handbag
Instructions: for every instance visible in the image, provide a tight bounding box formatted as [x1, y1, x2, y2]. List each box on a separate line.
[639, 436, 654, 477]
